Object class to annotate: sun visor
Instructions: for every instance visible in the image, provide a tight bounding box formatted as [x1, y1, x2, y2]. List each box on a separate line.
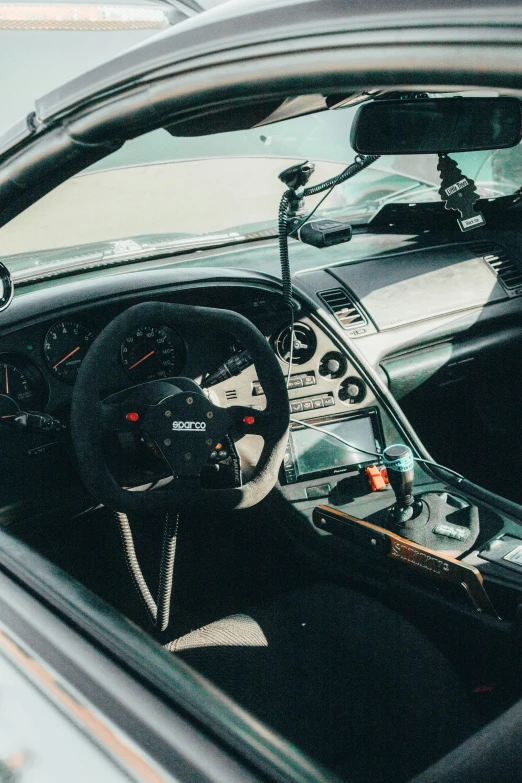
[164, 100, 284, 136]
[164, 94, 336, 136]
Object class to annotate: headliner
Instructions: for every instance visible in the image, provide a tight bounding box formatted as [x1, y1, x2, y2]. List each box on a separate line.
[31, 0, 522, 122]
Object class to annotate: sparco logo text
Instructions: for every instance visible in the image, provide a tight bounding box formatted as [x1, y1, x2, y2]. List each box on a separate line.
[172, 421, 207, 431]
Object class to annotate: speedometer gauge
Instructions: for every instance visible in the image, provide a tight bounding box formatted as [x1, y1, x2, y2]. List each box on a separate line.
[121, 325, 186, 382]
[44, 320, 97, 383]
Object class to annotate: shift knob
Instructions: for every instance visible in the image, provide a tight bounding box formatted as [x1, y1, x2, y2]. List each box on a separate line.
[383, 444, 415, 511]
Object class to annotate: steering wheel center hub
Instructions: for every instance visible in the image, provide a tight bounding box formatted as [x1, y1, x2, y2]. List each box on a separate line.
[143, 389, 225, 476]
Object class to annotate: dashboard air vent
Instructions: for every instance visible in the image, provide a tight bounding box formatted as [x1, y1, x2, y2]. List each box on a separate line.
[472, 243, 522, 290]
[225, 389, 237, 401]
[318, 288, 367, 329]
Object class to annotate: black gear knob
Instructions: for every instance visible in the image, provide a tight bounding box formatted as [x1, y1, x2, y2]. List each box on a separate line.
[383, 444, 415, 510]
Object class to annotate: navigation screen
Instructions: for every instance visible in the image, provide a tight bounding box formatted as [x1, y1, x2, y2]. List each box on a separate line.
[292, 416, 377, 476]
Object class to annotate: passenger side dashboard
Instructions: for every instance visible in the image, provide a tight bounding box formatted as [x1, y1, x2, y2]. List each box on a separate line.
[296, 236, 522, 499]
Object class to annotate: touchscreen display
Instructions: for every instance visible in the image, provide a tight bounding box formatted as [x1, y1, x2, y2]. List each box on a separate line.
[292, 416, 377, 476]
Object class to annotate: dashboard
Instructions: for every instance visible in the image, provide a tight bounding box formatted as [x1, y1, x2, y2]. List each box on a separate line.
[4, 228, 522, 528]
[0, 288, 374, 418]
[0, 270, 398, 525]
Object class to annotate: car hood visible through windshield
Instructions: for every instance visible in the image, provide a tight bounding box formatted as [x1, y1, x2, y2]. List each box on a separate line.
[0, 154, 428, 262]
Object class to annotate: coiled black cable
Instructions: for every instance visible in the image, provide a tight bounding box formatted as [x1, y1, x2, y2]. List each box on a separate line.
[289, 154, 380, 238]
[278, 154, 379, 309]
[305, 154, 379, 198]
[115, 510, 179, 632]
[157, 512, 179, 632]
[115, 511, 157, 626]
[278, 192, 293, 309]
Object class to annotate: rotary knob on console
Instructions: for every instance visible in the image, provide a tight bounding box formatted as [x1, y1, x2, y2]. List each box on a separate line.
[339, 376, 366, 404]
[319, 351, 347, 379]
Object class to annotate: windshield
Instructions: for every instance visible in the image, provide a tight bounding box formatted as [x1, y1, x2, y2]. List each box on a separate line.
[1, 98, 521, 277]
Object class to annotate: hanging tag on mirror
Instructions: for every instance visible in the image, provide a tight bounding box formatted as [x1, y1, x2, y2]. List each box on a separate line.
[437, 154, 486, 232]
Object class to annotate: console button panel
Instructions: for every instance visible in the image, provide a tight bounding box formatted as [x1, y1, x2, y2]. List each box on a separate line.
[290, 393, 334, 413]
[212, 317, 377, 454]
[253, 371, 316, 396]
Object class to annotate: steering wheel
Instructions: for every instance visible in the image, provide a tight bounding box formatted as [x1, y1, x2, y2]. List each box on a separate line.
[71, 302, 290, 515]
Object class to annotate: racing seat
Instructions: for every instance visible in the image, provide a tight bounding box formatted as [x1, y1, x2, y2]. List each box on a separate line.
[167, 583, 476, 783]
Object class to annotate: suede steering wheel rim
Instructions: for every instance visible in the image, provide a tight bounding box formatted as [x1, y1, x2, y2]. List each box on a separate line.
[71, 302, 290, 514]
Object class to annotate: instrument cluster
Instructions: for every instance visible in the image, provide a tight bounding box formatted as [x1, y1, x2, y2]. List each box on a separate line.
[0, 318, 188, 415]
[0, 308, 368, 420]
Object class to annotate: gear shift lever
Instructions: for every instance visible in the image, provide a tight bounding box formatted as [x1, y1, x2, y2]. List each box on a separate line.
[368, 444, 482, 555]
[383, 444, 418, 524]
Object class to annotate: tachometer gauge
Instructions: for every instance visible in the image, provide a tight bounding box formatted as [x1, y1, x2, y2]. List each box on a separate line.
[273, 323, 317, 365]
[0, 357, 46, 418]
[121, 325, 186, 382]
[44, 320, 97, 383]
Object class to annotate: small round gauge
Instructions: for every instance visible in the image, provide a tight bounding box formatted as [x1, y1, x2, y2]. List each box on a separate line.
[0, 357, 46, 418]
[44, 320, 97, 383]
[273, 322, 317, 365]
[121, 325, 186, 382]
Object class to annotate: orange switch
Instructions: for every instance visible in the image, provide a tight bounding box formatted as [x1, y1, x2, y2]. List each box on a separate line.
[366, 465, 388, 491]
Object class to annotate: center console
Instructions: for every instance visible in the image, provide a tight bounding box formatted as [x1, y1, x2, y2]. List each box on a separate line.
[268, 315, 522, 623]
[215, 299, 522, 624]
[282, 397, 522, 623]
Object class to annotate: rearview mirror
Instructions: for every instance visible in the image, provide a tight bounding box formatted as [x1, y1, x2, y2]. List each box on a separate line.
[350, 97, 522, 155]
